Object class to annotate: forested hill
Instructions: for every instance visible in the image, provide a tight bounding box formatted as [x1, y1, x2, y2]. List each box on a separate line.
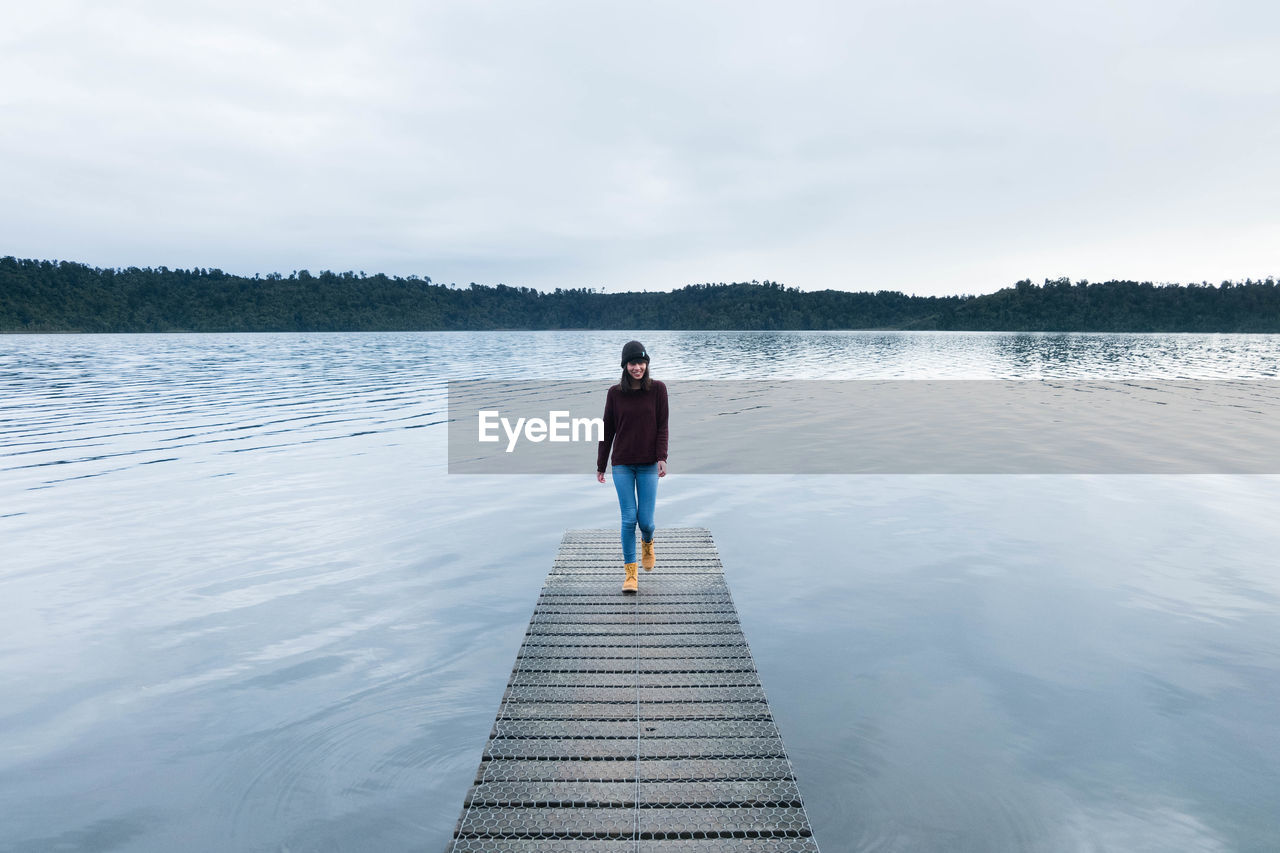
[2, 256, 1278, 333]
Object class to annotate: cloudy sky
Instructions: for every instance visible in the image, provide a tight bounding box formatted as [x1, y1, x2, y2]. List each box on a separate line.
[3, 1, 1277, 295]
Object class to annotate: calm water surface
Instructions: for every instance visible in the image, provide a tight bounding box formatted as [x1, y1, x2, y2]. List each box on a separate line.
[2, 331, 1279, 852]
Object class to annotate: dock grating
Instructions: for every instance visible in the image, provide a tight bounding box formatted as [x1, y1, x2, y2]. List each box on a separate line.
[447, 527, 820, 852]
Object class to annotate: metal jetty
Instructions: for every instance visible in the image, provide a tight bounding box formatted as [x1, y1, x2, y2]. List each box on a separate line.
[447, 526, 820, 852]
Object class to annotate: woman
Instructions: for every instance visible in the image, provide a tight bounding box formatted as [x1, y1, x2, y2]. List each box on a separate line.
[596, 340, 668, 593]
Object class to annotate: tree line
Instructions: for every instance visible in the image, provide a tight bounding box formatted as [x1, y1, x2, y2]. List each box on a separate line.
[2, 257, 1277, 332]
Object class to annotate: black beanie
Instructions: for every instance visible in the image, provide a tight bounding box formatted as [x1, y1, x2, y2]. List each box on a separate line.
[620, 340, 649, 366]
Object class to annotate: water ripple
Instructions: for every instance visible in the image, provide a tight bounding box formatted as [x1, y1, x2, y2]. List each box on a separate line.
[3, 331, 1280, 852]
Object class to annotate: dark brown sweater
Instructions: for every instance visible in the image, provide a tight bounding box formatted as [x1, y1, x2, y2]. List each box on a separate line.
[596, 379, 669, 472]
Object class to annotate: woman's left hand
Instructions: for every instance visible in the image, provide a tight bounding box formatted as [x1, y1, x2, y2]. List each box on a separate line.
[658, 460, 667, 478]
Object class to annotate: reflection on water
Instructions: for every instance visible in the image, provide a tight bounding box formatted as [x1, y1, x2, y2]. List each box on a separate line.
[2, 331, 1279, 852]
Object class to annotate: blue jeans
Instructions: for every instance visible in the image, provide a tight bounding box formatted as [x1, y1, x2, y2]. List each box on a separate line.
[611, 463, 657, 564]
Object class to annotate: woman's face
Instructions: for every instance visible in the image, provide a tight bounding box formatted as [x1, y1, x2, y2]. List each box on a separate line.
[626, 359, 648, 382]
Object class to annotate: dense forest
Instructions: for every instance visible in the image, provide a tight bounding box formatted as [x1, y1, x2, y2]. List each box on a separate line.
[2, 256, 1278, 333]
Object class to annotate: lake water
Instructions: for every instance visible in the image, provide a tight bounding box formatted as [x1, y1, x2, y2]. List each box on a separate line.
[2, 331, 1279, 852]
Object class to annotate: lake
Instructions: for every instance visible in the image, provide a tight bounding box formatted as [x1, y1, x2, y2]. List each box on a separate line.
[2, 331, 1279, 852]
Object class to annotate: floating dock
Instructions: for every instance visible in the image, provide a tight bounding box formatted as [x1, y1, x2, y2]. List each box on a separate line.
[447, 527, 820, 852]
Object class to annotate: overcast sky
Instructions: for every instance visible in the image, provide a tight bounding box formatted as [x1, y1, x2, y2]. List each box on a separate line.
[3, 1, 1277, 295]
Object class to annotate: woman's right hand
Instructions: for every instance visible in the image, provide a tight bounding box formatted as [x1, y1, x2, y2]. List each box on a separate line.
[596, 471, 605, 483]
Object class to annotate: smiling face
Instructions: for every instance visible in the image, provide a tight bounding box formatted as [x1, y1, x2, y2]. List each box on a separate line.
[626, 359, 648, 382]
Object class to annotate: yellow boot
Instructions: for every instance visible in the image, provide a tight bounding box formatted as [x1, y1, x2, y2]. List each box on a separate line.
[622, 562, 638, 594]
[641, 538, 655, 571]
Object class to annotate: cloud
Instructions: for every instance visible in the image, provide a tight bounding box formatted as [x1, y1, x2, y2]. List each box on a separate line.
[2, 0, 1277, 294]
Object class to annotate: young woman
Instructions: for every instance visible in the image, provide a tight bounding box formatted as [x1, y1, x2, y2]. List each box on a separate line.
[596, 340, 669, 593]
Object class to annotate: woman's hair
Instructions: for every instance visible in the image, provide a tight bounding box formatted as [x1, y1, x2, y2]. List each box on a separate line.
[618, 362, 652, 392]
